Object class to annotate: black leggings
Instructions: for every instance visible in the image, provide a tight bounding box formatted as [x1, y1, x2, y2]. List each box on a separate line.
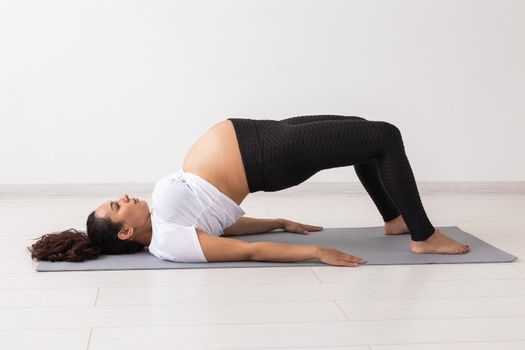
[227, 115, 435, 241]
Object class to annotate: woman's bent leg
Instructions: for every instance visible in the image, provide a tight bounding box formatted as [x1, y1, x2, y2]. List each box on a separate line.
[354, 158, 401, 223]
[279, 115, 401, 223]
[269, 118, 435, 241]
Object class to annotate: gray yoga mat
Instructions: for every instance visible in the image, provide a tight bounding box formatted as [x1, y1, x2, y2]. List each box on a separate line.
[36, 225, 518, 272]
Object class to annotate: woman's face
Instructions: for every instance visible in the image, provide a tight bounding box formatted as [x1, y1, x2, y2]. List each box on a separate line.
[95, 194, 150, 230]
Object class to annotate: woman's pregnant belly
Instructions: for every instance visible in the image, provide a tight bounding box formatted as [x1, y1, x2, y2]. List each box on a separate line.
[183, 119, 250, 205]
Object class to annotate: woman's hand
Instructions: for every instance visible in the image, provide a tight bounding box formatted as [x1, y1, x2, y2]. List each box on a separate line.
[281, 219, 323, 234]
[317, 247, 366, 267]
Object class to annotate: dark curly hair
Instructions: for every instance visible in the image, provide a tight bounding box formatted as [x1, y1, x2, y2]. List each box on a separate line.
[27, 211, 146, 262]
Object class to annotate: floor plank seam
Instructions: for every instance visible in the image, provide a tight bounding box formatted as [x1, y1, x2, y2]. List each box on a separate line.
[366, 338, 525, 347]
[86, 327, 93, 350]
[94, 288, 100, 306]
[6, 315, 525, 331]
[334, 300, 351, 322]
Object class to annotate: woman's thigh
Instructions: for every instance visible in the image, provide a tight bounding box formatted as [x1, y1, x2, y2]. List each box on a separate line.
[260, 118, 394, 191]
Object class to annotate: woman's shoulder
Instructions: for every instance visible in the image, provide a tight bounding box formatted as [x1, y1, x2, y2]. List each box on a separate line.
[149, 215, 207, 263]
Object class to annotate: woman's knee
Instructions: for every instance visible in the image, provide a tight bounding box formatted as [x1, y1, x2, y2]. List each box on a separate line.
[377, 121, 404, 149]
[381, 121, 402, 137]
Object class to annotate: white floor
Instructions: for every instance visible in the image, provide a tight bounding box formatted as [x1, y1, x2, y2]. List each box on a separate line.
[1, 182, 524, 350]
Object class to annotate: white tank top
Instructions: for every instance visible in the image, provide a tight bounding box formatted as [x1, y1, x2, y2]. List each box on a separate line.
[148, 169, 245, 262]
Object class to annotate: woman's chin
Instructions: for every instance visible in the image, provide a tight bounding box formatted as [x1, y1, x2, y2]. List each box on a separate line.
[141, 201, 150, 211]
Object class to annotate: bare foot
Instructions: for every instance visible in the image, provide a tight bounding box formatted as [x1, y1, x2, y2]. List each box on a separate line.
[384, 215, 410, 235]
[410, 228, 470, 254]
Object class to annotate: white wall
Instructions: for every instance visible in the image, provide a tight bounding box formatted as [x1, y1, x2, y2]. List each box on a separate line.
[1, 0, 524, 184]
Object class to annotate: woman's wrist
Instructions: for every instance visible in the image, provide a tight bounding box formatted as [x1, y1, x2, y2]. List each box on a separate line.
[277, 218, 287, 229]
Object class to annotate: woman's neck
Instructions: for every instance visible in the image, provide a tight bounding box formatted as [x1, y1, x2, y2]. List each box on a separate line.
[132, 212, 152, 246]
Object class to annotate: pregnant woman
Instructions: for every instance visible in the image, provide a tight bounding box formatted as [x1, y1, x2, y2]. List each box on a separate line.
[28, 115, 470, 266]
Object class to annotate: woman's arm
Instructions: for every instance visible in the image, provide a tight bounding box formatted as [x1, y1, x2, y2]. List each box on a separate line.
[197, 229, 318, 262]
[223, 216, 284, 235]
[223, 217, 324, 236]
[196, 229, 364, 267]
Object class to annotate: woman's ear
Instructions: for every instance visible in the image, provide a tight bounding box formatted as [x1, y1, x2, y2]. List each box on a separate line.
[118, 227, 134, 241]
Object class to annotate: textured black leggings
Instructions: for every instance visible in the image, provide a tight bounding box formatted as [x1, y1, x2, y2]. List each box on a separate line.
[228, 115, 435, 241]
